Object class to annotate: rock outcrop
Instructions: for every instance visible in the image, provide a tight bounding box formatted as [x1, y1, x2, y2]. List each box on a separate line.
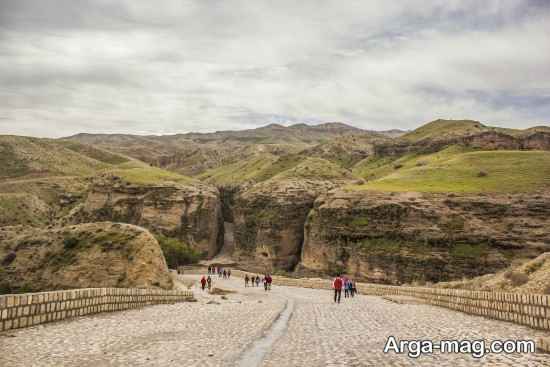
[374, 131, 550, 157]
[0, 222, 174, 293]
[435, 252, 550, 294]
[301, 190, 550, 284]
[67, 175, 223, 258]
[232, 179, 340, 271]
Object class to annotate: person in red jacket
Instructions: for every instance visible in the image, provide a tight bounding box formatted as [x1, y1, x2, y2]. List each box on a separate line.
[266, 274, 272, 291]
[332, 274, 343, 303]
[200, 276, 207, 291]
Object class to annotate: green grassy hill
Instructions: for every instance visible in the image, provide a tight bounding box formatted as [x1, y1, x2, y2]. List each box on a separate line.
[0, 135, 197, 186]
[400, 119, 487, 142]
[350, 148, 550, 193]
[0, 136, 129, 179]
[271, 157, 354, 181]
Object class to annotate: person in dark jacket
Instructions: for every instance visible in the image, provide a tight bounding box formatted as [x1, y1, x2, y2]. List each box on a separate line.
[200, 276, 207, 291]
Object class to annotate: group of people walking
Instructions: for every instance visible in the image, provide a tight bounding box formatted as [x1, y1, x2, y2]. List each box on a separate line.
[332, 274, 357, 304]
[202, 267, 357, 303]
[244, 274, 272, 291]
[200, 275, 213, 292]
[208, 266, 231, 279]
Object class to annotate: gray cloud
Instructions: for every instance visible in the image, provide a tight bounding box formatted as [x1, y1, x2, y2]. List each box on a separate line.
[0, 0, 549, 137]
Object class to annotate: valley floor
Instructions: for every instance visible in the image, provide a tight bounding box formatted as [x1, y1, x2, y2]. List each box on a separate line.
[1, 275, 550, 366]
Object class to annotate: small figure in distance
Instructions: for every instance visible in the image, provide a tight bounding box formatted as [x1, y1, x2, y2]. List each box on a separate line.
[245, 274, 250, 287]
[332, 274, 343, 304]
[344, 276, 350, 298]
[223, 269, 227, 279]
[255, 275, 260, 287]
[207, 266, 211, 275]
[207, 275, 212, 292]
[266, 274, 272, 291]
[200, 275, 207, 291]
[347, 278, 354, 298]
[228, 269, 231, 279]
[263, 274, 268, 291]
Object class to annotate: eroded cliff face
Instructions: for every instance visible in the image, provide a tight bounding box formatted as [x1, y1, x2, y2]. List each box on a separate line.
[0, 222, 173, 293]
[301, 190, 550, 284]
[375, 131, 550, 157]
[68, 175, 223, 258]
[232, 180, 340, 271]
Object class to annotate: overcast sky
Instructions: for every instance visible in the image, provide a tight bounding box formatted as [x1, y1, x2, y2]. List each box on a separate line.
[0, 0, 549, 137]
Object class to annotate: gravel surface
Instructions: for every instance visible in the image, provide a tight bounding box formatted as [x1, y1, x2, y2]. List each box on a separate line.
[1, 275, 550, 366]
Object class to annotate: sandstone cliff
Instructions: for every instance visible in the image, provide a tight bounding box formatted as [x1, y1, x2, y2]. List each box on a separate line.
[67, 174, 223, 258]
[232, 179, 342, 271]
[300, 190, 550, 284]
[0, 222, 173, 293]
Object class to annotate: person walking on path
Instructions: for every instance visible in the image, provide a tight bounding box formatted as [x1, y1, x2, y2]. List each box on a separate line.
[200, 276, 207, 291]
[344, 277, 350, 298]
[228, 269, 231, 279]
[347, 279, 354, 298]
[223, 269, 227, 279]
[207, 266, 211, 275]
[245, 274, 250, 287]
[263, 275, 268, 291]
[207, 275, 212, 292]
[332, 274, 343, 304]
[255, 276, 260, 287]
[218, 268, 222, 278]
[266, 274, 272, 291]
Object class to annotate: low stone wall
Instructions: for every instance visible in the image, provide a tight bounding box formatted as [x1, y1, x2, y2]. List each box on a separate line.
[0, 288, 193, 332]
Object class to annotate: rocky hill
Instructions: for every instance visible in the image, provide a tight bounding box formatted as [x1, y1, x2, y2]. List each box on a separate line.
[434, 252, 550, 294]
[0, 222, 173, 293]
[0, 135, 222, 292]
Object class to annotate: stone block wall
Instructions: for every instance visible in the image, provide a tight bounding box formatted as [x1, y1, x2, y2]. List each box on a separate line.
[0, 288, 193, 332]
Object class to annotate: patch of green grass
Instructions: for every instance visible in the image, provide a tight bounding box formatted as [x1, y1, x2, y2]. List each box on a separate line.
[349, 150, 550, 193]
[108, 166, 196, 186]
[273, 157, 352, 181]
[450, 243, 489, 258]
[254, 154, 305, 182]
[198, 154, 278, 185]
[155, 235, 202, 268]
[350, 216, 370, 226]
[59, 140, 130, 165]
[0, 194, 48, 226]
[359, 238, 401, 254]
[0, 142, 30, 177]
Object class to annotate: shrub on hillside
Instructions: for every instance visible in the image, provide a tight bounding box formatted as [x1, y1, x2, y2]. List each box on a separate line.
[477, 170, 488, 177]
[155, 235, 202, 268]
[504, 270, 529, 286]
[63, 237, 79, 249]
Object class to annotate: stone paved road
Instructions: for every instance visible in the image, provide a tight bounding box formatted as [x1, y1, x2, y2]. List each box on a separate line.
[1, 275, 550, 366]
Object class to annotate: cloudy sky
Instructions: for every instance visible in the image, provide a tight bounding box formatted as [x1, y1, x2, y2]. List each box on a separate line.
[0, 0, 549, 137]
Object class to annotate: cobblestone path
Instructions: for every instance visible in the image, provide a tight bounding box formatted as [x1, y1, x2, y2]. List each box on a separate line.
[1, 276, 550, 366]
